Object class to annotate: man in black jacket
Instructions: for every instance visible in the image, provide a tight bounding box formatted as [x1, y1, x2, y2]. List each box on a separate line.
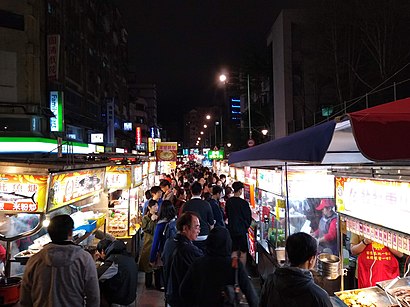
[180, 227, 259, 307]
[259, 232, 332, 307]
[97, 239, 138, 306]
[182, 181, 214, 251]
[164, 212, 204, 307]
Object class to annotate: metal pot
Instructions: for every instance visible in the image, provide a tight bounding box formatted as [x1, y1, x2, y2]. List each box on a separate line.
[0, 277, 22, 306]
[317, 253, 341, 280]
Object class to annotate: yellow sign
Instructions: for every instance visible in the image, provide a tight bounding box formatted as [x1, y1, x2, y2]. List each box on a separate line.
[105, 165, 132, 190]
[0, 174, 49, 213]
[48, 168, 105, 212]
[156, 142, 178, 161]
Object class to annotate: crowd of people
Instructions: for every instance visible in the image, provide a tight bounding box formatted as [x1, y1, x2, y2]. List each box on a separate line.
[18, 164, 337, 307]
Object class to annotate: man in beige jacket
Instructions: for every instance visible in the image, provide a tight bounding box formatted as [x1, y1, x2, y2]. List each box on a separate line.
[20, 214, 100, 307]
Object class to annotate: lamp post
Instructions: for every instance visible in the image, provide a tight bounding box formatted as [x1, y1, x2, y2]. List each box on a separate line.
[247, 74, 252, 141]
[218, 74, 227, 147]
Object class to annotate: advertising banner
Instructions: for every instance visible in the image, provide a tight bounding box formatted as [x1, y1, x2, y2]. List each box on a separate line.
[156, 142, 177, 161]
[336, 177, 410, 235]
[105, 166, 132, 190]
[47, 34, 60, 81]
[0, 174, 49, 213]
[48, 168, 105, 212]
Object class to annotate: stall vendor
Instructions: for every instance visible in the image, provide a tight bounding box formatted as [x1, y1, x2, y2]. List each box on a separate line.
[350, 233, 403, 288]
[312, 199, 338, 255]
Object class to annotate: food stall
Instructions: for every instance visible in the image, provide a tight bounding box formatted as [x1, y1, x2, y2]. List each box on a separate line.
[331, 169, 410, 307]
[0, 163, 49, 279]
[0, 162, 109, 305]
[243, 167, 258, 263]
[104, 164, 144, 258]
[47, 166, 107, 246]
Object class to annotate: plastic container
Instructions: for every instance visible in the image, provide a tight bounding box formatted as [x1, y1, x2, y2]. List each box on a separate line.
[0, 277, 21, 306]
[74, 219, 97, 233]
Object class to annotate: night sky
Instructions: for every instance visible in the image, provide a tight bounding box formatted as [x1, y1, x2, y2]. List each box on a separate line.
[115, 1, 287, 135]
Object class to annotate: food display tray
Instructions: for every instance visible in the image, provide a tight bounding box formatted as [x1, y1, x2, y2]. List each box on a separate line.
[334, 286, 393, 307]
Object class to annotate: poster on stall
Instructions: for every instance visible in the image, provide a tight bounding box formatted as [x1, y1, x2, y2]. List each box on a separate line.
[105, 166, 132, 190]
[133, 165, 143, 186]
[0, 174, 48, 213]
[48, 168, 105, 212]
[336, 177, 410, 235]
[156, 142, 177, 161]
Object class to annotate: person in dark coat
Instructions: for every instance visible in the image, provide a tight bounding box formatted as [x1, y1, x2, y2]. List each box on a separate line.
[225, 181, 252, 266]
[206, 185, 225, 227]
[182, 181, 215, 252]
[97, 239, 138, 307]
[180, 227, 259, 307]
[165, 212, 204, 307]
[259, 232, 332, 307]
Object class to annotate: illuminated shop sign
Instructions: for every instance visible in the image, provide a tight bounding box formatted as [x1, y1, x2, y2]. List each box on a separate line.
[136, 127, 142, 145]
[50, 91, 64, 132]
[124, 122, 132, 131]
[208, 150, 224, 160]
[91, 133, 104, 143]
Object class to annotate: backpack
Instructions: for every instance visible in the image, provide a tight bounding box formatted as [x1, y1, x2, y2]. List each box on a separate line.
[163, 218, 177, 241]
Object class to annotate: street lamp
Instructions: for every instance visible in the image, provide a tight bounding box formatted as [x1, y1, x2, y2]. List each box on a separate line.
[219, 74, 227, 83]
[206, 114, 211, 120]
[261, 129, 268, 136]
[227, 142, 232, 148]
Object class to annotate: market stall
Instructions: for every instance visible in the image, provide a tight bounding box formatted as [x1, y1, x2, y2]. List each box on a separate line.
[47, 166, 107, 246]
[104, 164, 146, 258]
[331, 170, 410, 306]
[228, 97, 410, 303]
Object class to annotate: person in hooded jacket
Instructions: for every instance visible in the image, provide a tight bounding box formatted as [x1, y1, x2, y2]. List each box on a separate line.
[20, 215, 100, 307]
[259, 232, 332, 307]
[180, 227, 259, 307]
[97, 239, 138, 306]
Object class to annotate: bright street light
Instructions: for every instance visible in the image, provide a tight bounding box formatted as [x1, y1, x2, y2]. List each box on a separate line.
[206, 115, 211, 120]
[203, 124, 207, 128]
[198, 137, 201, 140]
[219, 74, 227, 83]
[261, 129, 269, 136]
[227, 142, 232, 148]
[200, 131, 204, 135]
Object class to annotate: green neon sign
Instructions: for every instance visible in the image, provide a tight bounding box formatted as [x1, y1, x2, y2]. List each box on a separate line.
[208, 150, 224, 160]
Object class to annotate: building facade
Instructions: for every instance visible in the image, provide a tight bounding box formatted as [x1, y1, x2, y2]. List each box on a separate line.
[0, 0, 133, 152]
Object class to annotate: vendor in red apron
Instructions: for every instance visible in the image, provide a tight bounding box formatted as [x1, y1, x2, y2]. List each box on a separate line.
[312, 199, 338, 255]
[350, 233, 403, 288]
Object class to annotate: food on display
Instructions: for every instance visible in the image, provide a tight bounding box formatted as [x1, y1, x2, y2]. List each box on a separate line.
[337, 290, 377, 307]
[14, 249, 39, 259]
[389, 287, 410, 306]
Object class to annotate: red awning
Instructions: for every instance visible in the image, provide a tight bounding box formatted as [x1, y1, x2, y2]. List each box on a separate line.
[349, 97, 410, 161]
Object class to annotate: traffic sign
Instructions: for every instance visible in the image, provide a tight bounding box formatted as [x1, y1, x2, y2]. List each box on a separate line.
[247, 139, 255, 147]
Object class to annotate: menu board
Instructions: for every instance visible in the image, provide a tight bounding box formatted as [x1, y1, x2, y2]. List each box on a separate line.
[0, 174, 48, 213]
[236, 168, 245, 182]
[133, 165, 143, 186]
[244, 167, 257, 185]
[229, 167, 236, 180]
[287, 170, 334, 199]
[336, 177, 410, 235]
[105, 165, 131, 190]
[257, 169, 282, 195]
[343, 215, 410, 255]
[48, 168, 105, 212]
[142, 162, 148, 177]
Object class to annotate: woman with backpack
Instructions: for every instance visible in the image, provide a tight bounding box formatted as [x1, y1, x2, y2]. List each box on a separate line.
[149, 200, 177, 291]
